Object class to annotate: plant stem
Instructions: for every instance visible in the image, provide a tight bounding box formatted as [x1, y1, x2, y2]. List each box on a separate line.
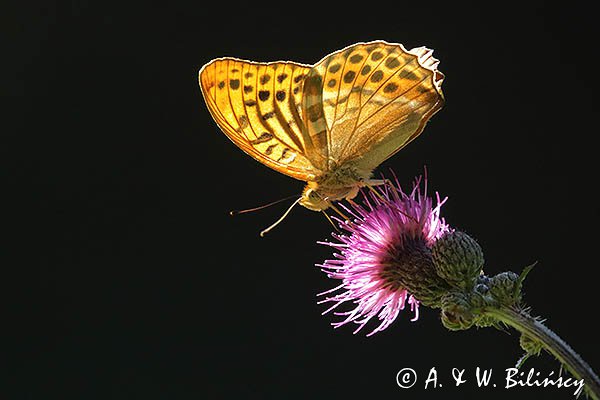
[486, 306, 600, 399]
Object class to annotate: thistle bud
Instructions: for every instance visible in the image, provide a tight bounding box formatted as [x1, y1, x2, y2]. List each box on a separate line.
[440, 292, 474, 330]
[489, 271, 520, 306]
[431, 230, 484, 290]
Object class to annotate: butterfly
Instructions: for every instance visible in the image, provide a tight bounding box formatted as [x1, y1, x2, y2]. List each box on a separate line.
[199, 40, 444, 218]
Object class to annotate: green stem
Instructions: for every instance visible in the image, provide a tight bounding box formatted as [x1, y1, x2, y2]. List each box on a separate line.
[486, 306, 600, 399]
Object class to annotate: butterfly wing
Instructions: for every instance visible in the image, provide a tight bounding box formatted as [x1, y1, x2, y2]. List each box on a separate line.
[199, 58, 323, 181]
[304, 40, 444, 172]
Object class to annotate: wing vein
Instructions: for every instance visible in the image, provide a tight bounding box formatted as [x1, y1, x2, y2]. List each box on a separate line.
[354, 74, 430, 132]
[331, 49, 369, 130]
[337, 47, 402, 158]
[241, 64, 259, 141]
[356, 53, 412, 121]
[273, 65, 305, 153]
[225, 60, 247, 141]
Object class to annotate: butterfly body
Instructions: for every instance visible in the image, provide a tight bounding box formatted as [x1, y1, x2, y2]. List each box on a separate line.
[199, 41, 444, 212]
[299, 160, 371, 211]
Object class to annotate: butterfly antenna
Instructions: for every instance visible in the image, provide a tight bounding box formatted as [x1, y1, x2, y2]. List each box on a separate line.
[229, 194, 299, 216]
[259, 197, 302, 237]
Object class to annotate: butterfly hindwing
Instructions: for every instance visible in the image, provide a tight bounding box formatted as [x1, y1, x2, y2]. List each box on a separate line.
[199, 58, 321, 181]
[309, 41, 445, 172]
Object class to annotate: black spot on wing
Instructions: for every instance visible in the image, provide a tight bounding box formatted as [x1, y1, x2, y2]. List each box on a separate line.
[399, 70, 419, 80]
[329, 64, 341, 73]
[370, 70, 384, 82]
[265, 144, 276, 155]
[277, 73, 288, 83]
[385, 57, 400, 69]
[349, 54, 364, 64]
[258, 90, 270, 101]
[371, 51, 383, 61]
[383, 82, 398, 93]
[262, 111, 275, 120]
[343, 70, 356, 83]
[277, 148, 295, 163]
[250, 132, 273, 144]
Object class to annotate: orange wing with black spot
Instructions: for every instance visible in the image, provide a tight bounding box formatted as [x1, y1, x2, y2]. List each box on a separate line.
[302, 41, 444, 171]
[199, 58, 324, 181]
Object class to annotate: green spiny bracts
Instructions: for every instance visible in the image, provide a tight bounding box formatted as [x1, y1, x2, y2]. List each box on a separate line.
[431, 230, 484, 290]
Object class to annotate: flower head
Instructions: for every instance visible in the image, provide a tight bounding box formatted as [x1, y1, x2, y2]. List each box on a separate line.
[318, 174, 452, 336]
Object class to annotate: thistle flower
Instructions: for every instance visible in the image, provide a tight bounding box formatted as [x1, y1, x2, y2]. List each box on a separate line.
[315, 173, 600, 399]
[317, 174, 453, 336]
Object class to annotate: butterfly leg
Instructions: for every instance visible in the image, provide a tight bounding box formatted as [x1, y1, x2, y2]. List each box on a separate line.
[328, 202, 351, 222]
[364, 178, 389, 187]
[365, 181, 418, 223]
[363, 177, 391, 199]
[321, 211, 342, 233]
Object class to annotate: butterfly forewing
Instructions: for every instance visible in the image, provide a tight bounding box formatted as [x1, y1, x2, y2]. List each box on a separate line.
[310, 41, 444, 171]
[199, 58, 321, 181]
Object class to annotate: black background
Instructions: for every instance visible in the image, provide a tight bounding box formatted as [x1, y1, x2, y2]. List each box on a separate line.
[5, 1, 599, 399]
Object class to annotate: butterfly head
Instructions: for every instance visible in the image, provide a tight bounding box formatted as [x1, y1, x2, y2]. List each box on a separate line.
[299, 182, 362, 212]
[300, 185, 330, 211]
